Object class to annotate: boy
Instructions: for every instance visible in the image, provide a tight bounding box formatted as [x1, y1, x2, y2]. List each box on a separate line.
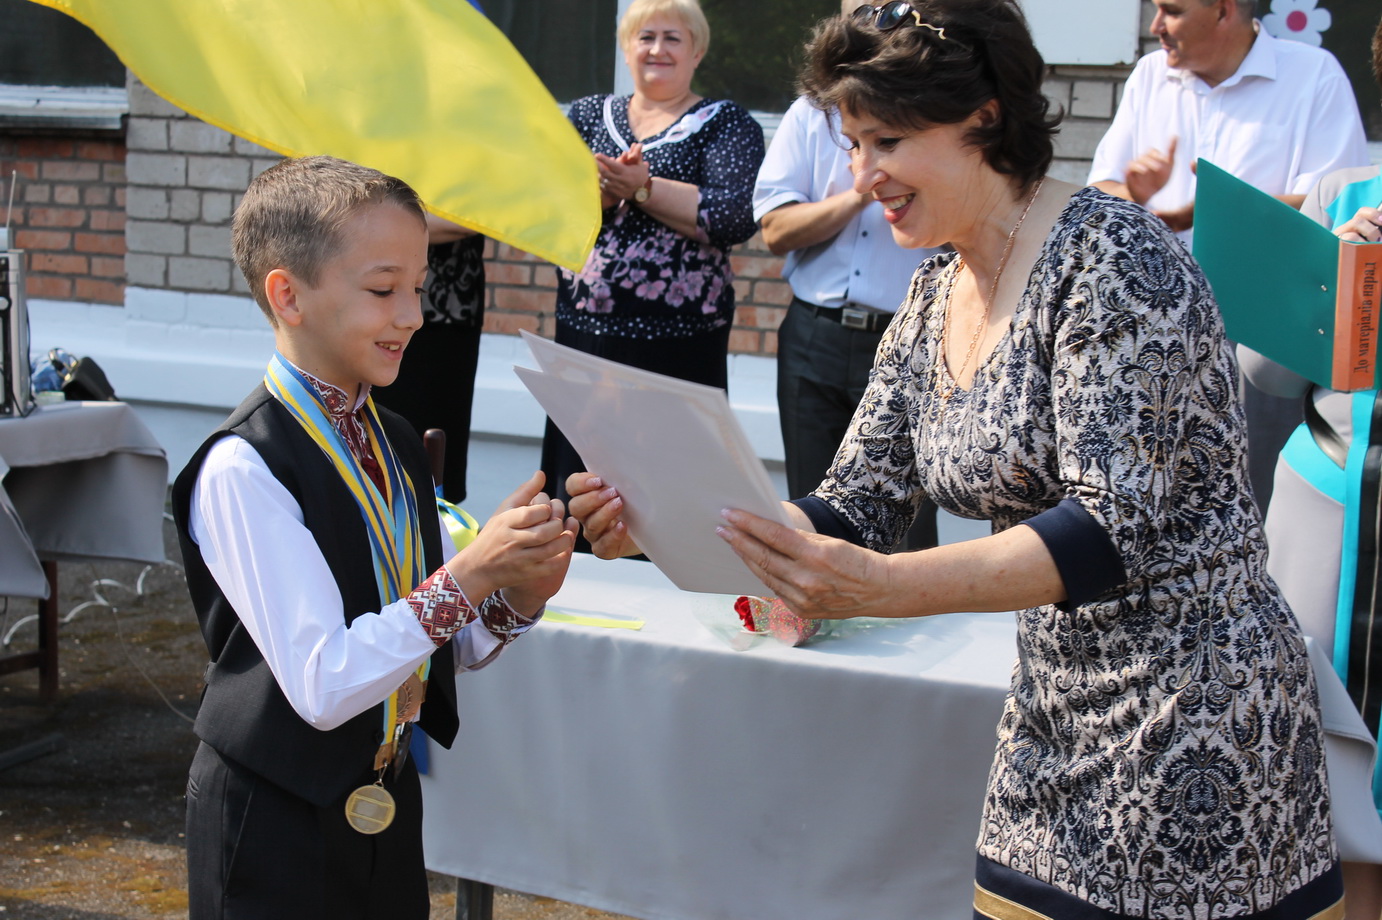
[171, 155, 577, 919]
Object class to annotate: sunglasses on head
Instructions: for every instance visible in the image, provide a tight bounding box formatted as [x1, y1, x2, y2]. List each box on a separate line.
[850, 2, 950, 40]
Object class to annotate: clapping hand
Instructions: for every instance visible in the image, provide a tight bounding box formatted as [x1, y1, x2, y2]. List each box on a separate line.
[1125, 136, 1177, 206]
[595, 142, 651, 208]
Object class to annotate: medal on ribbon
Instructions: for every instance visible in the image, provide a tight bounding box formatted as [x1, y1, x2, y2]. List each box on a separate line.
[264, 354, 432, 834]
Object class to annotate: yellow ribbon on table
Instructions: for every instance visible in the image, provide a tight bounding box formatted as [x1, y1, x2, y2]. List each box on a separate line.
[543, 609, 645, 631]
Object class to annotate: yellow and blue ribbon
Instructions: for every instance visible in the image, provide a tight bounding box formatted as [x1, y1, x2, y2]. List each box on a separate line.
[264, 354, 430, 748]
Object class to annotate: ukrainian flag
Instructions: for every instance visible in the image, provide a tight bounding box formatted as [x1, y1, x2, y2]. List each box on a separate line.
[24, 0, 599, 270]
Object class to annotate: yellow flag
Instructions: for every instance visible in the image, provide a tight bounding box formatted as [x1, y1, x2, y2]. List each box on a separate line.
[26, 0, 599, 270]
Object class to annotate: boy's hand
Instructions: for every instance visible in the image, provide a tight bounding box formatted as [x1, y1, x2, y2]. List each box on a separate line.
[503, 494, 579, 617]
[566, 472, 641, 559]
[445, 472, 578, 608]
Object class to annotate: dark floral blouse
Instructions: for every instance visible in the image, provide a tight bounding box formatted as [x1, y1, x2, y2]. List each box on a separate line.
[422, 234, 484, 328]
[817, 188, 1336, 916]
[557, 94, 764, 340]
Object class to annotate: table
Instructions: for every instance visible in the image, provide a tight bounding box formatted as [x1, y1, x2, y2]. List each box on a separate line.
[420, 553, 1018, 920]
[421, 555, 1382, 920]
[0, 401, 168, 700]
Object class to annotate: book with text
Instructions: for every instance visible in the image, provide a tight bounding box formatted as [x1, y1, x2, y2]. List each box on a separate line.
[1194, 158, 1382, 391]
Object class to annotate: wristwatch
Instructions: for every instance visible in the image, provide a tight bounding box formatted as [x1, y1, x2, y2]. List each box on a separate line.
[632, 176, 653, 204]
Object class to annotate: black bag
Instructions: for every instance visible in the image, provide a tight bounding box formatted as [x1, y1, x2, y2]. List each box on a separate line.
[48, 348, 117, 401]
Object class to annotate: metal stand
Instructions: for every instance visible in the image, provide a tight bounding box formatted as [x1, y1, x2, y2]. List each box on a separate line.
[455, 878, 494, 920]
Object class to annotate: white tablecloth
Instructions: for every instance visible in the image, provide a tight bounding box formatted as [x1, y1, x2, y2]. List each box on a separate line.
[421, 553, 1018, 920]
[0, 401, 167, 598]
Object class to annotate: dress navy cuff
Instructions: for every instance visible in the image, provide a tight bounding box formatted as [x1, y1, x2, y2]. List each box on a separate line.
[791, 496, 865, 546]
[1023, 498, 1127, 611]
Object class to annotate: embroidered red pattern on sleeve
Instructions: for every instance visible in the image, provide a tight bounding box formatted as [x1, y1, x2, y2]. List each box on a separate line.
[405, 567, 535, 648]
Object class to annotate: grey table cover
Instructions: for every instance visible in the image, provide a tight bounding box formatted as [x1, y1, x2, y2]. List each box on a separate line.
[0, 401, 167, 598]
[421, 551, 1382, 919]
[420, 552, 1016, 920]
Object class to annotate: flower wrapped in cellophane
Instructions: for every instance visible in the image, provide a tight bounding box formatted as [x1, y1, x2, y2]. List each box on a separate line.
[733, 595, 823, 647]
[687, 594, 894, 650]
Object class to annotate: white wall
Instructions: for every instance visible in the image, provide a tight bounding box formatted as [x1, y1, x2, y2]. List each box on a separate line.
[27, 289, 784, 476]
[1024, 0, 1142, 66]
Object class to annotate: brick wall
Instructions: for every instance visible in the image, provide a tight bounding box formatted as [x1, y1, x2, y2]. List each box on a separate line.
[123, 77, 277, 301]
[0, 133, 126, 304]
[483, 236, 793, 355]
[118, 71, 827, 358]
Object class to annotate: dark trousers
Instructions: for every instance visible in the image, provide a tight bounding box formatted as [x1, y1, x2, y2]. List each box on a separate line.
[778, 298, 937, 550]
[540, 322, 731, 554]
[1242, 379, 1302, 514]
[185, 742, 429, 920]
[373, 321, 483, 504]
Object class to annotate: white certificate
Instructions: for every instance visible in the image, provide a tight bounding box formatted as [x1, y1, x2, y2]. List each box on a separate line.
[516, 330, 789, 596]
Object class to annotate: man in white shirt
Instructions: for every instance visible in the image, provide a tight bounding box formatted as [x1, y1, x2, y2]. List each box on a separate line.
[755, 93, 942, 546]
[1089, 0, 1368, 509]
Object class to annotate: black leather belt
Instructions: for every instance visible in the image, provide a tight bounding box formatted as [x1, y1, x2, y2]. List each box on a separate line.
[793, 298, 892, 334]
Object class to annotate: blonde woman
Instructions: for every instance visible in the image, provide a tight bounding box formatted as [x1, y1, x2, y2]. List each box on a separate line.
[540, 0, 763, 535]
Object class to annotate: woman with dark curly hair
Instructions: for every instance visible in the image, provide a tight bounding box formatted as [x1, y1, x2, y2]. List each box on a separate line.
[568, 1, 1343, 915]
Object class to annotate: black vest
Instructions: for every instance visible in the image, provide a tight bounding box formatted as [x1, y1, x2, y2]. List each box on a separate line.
[171, 385, 459, 806]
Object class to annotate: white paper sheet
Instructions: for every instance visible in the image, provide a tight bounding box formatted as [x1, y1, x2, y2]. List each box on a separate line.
[517, 331, 789, 596]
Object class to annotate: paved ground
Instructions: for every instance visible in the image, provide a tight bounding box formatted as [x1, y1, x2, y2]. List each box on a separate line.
[0, 518, 633, 920]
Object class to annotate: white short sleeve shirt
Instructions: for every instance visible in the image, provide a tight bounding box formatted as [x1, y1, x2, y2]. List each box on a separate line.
[1088, 25, 1368, 245]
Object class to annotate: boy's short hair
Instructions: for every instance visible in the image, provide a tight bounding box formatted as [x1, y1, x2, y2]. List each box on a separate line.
[231, 156, 427, 322]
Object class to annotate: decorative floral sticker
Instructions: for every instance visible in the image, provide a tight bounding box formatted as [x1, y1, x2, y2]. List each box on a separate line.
[1262, 0, 1332, 46]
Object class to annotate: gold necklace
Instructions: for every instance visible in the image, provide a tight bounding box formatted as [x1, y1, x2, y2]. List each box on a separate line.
[938, 178, 1044, 399]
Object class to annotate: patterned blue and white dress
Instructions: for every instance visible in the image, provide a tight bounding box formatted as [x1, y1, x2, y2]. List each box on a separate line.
[811, 188, 1341, 918]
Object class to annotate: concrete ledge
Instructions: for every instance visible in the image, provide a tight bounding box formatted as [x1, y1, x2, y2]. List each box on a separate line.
[27, 292, 786, 468]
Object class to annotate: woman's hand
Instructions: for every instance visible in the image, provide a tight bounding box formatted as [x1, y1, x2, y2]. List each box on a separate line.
[596, 142, 651, 204]
[1337, 206, 1382, 243]
[596, 140, 705, 239]
[716, 508, 898, 620]
[425, 214, 477, 244]
[565, 473, 642, 559]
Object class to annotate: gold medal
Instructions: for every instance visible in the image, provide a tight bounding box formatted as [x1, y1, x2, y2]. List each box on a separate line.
[344, 783, 396, 835]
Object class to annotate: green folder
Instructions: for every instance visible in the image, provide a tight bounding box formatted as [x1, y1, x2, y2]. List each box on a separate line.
[1193, 158, 1365, 390]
